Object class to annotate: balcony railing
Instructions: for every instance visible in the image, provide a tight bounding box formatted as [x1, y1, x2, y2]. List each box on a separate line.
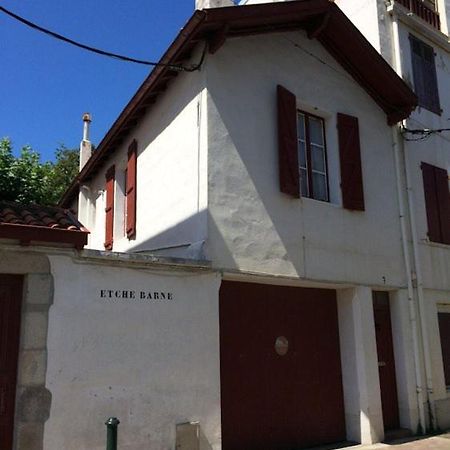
[395, 0, 441, 31]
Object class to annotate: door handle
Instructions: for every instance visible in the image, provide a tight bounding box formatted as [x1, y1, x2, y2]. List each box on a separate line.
[378, 361, 386, 367]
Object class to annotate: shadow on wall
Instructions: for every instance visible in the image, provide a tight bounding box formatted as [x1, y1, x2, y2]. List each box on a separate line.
[126, 209, 240, 271]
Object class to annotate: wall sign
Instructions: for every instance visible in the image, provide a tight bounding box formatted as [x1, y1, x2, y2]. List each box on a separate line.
[100, 289, 174, 301]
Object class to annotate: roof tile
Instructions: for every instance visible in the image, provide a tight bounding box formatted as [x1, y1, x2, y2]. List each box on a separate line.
[0, 201, 85, 231]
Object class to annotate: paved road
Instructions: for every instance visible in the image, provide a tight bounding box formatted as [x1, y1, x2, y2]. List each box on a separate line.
[363, 432, 450, 450]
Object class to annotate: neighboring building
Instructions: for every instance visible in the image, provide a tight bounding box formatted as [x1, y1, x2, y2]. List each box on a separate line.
[2, 0, 448, 450]
[334, 0, 450, 436]
[0, 202, 89, 450]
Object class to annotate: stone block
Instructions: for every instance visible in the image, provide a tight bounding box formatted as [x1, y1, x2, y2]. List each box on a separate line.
[16, 386, 52, 423]
[25, 274, 53, 305]
[17, 350, 47, 386]
[21, 312, 48, 350]
[14, 422, 44, 450]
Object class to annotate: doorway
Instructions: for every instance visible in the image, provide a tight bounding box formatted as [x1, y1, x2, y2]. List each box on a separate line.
[0, 275, 23, 450]
[373, 291, 400, 431]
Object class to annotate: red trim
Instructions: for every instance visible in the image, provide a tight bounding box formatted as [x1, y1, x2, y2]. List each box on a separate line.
[59, 0, 417, 207]
[126, 140, 137, 238]
[104, 165, 115, 250]
[0, 223, 88, 249]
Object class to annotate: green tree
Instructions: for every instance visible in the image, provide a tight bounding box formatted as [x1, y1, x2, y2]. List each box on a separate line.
[0, 138, 80, 206]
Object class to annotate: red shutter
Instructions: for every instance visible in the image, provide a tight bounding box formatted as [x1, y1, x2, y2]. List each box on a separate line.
[126, 140, 137, 238]
[277, 85, 300, 198]
[435, 166, 450, 245]
[337, 113, 365, 211]
[423, 163, 450, 244]
[422, 162, 441, 243]
[104, 165, 115, 250]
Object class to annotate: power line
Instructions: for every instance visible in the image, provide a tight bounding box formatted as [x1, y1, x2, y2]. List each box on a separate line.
[0, 5, 204, 72]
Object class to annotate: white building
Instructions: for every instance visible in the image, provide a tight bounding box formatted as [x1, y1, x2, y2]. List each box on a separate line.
[2, 1, 449, 449]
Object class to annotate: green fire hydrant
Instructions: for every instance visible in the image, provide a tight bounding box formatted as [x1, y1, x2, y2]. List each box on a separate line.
[105, 417, 120, 450]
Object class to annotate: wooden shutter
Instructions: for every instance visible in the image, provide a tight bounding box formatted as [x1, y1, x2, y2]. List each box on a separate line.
[337, 113, 365, 211]
[126, 140, 137, 238]
[277, 85, 300, 198]
[422, 45, 440, 113]
[422, 162, 442, 243]
[435, 166, 450, 245]
[410, 35, 440, 114]
[423, 162, 450, 244]
[104, 165, 115, 250]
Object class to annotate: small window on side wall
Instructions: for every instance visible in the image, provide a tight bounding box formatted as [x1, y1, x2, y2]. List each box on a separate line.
[410, 34, 440, 114]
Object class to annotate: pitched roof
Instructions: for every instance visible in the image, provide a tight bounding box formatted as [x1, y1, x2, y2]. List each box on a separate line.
[0, 201, 89, 249]
[60, 0, 417, 207]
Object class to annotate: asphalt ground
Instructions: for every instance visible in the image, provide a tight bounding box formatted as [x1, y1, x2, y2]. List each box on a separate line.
[303, 432, 450, 450]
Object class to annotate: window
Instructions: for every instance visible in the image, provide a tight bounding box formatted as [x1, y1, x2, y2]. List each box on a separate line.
[438, 310, 450, 388]
[277, 85, 365, 210]
[297, 112, 329, 202]
[421, 162, 450, 245]
[410, 35, 440, 114]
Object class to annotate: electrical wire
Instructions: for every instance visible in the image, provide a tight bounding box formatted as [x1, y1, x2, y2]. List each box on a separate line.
[285, 33, 450, 145]
[0, 5, 205, 72]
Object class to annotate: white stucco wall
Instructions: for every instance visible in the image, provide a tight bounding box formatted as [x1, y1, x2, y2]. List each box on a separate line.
[205, 30, 406, 287]
[83, 49, 208, 258]
[44, 254, 221, 450]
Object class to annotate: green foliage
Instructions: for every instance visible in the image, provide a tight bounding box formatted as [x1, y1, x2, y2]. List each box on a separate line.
[0, 137, 79, 206]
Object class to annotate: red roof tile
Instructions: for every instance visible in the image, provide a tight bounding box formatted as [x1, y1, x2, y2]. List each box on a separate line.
[0, 201, 89, 249]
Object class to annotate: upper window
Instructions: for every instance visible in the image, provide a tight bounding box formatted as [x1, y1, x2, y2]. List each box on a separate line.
[410, 35, 440, 114]
[297, 112, 329, 202]
[277, 85, 365, 210]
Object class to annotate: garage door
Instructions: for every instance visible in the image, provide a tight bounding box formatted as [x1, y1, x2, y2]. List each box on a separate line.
[219, 281, 346, 450]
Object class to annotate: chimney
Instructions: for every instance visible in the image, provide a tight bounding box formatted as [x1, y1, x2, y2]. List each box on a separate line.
[195, 0, 235, 9]
[79, 113, 92, 171]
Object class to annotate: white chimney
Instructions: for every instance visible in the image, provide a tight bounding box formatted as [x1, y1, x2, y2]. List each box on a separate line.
[79, 113, 92, 171]
[196, 0, 235, 9]
[78, 113, 92, 231]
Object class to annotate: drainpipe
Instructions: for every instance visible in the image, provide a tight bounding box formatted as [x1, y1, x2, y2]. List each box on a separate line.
[390, 10, 436, 431]
[392, 125, 426, 434]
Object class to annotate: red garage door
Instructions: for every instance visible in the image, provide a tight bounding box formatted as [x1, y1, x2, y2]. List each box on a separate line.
[220, 281, 346, 450]
[0, 275, 23, 450]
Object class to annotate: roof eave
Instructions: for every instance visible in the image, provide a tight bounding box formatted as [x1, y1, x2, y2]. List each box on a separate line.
[59, 0, 417, 207]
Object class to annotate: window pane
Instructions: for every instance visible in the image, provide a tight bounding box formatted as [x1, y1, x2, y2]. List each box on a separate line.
[297, 113, 306, 141]
[298, 141, 307, 168]
[312, 172, 328, 201]
[309, 117, 324, 146]
[300, 168, 309, 197]
[311, 145, 326, 173]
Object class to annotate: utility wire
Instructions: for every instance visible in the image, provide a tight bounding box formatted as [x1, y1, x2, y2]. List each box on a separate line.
[0, 5, 204, 72]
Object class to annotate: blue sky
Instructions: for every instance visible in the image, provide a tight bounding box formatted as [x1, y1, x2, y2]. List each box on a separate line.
[0, 1, 199, 160]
